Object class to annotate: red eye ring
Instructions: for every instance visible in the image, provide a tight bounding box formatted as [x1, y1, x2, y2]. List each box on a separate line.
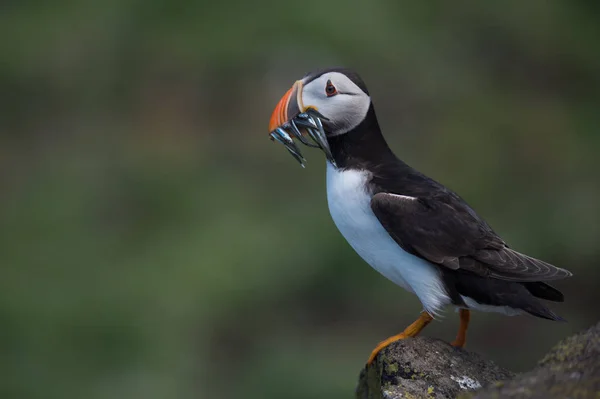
[325, 80, 337, 97]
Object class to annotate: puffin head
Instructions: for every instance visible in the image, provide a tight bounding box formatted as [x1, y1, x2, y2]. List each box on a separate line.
[268, 68, 372, 166]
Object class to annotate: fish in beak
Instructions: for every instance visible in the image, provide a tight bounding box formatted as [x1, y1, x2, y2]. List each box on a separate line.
[268, 81, 335, 167]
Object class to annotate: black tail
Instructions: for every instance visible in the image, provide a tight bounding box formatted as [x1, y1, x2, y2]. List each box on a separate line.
[443, 269, 566, 321]
[519, 298, 566, 321]
[523, 282, 564, 302]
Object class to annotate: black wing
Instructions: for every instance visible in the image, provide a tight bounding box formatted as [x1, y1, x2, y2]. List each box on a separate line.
[370, 192, 572, 282]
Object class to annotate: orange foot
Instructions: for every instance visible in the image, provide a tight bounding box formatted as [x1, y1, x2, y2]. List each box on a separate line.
[450, 309, 471, 348]
[366, 312, 434, 366]
[367, 332, 409, 364]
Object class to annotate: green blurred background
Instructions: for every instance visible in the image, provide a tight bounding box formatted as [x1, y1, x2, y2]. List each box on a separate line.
[1, 1, 599, 398]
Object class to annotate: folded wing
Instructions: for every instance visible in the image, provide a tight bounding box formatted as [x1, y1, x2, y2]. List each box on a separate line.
[370, 192, 572, 282]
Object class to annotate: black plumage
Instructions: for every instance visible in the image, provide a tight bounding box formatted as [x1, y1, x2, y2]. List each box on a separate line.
[322, 79, 571, 320]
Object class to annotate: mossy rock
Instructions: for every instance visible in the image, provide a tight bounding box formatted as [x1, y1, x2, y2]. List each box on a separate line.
[357, 322, 600, 399]
[356, 336, 513, 399]
[466, 321, 600, 399]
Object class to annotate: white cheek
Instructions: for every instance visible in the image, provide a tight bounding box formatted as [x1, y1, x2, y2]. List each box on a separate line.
[322, 94, 371, 135]
[302, 91, 370, 135]
[301, 72, 371, 135]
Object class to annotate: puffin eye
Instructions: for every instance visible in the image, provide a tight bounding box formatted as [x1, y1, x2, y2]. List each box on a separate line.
[325, 80, 337, 97]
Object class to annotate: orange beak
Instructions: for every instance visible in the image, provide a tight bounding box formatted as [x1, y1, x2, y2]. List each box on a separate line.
[268, 81, 303, 132]
[267, 80, 334, 167]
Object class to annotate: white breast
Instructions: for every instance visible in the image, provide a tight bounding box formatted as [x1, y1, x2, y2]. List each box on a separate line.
[325, 163, 450, 315]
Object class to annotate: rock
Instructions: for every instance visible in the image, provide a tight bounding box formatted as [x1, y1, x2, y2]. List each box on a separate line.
[356, 336, 514, 399]
[356, 322, 600, 399]
[466, 321, 600, 399]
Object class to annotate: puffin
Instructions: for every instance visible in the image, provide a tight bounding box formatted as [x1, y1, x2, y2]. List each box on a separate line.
[267, 67, 572, 365]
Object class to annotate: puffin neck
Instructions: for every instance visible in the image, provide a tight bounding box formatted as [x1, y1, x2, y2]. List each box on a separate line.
[327, 104, 395, 169]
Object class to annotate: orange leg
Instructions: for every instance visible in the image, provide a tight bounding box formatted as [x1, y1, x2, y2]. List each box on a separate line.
[367, 312, 434, 365]
[451, 309, 471, 347]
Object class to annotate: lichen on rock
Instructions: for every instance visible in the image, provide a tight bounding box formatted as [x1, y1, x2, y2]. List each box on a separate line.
[467, 321, 600, 399]
[356, 336, 513, 399]
[356, 322, 600, 399]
